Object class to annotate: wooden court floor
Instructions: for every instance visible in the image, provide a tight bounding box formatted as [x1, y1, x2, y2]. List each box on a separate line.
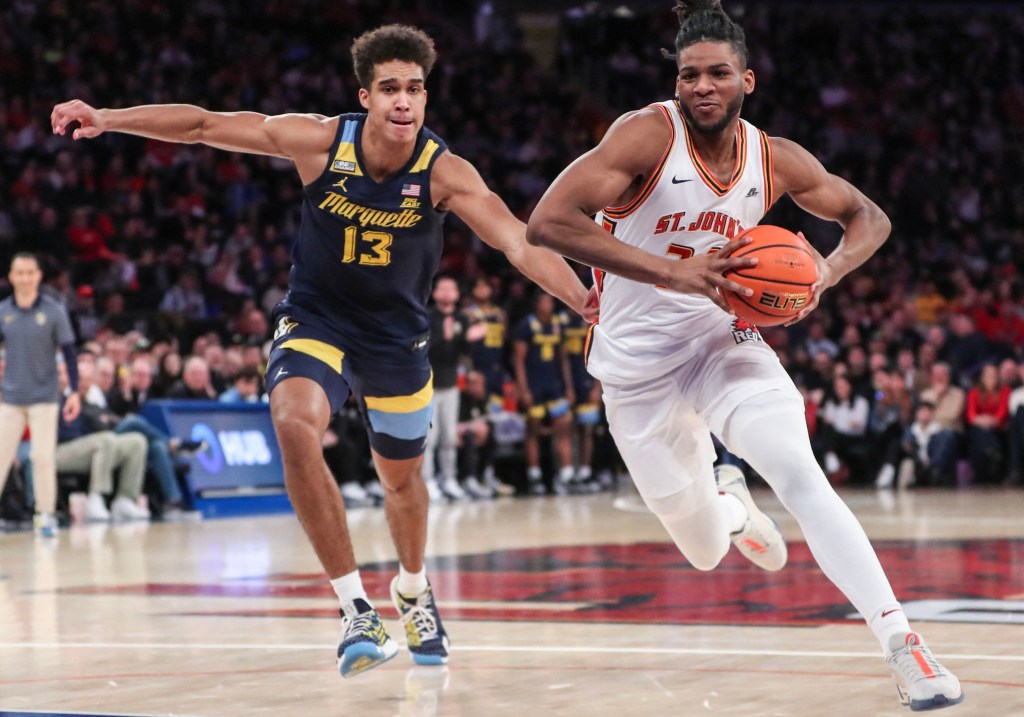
[1, 485, 1022, 716]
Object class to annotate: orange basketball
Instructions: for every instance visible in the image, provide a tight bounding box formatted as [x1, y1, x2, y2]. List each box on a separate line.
[722, 225, 818, 326]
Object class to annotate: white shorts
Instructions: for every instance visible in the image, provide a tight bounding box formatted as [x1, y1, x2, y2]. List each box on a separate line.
[601, 323, 802, 501]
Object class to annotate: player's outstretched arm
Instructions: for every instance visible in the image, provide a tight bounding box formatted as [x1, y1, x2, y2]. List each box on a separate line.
[526, 108, 755, 313]
[433, 151, 594, 321]
[772, 137, 891, 324]
[51, 100, 334, 181]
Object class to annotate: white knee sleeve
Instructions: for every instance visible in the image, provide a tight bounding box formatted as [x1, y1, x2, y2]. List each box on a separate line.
[721, 391, 900, 623]
[643, 479, 730, 571]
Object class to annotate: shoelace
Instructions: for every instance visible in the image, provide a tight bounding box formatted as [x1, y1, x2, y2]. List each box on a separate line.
[343, 610, 379, 640]
[400, 596, 439, 640]
[889, 641, 946, 684]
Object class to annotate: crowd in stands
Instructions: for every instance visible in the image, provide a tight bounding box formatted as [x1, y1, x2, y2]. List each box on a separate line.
[1, 1, 1023, 524]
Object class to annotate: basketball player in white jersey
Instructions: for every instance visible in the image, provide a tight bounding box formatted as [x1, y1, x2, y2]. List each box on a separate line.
[527, 0, 963, 711]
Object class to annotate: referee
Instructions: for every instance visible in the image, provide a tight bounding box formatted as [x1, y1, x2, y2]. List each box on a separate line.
[0, 253, 80, 536]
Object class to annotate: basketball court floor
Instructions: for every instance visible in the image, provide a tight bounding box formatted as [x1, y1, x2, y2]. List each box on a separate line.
[1, 484, 1021, 716]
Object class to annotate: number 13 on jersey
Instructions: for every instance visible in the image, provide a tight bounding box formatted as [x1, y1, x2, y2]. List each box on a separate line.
[341, 226, 392, 266]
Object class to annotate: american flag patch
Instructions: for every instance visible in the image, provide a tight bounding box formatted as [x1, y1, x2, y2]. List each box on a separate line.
[401, 183, 421, 197]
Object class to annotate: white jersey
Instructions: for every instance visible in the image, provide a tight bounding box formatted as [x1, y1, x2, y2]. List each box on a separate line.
[587, 100, 776, 384]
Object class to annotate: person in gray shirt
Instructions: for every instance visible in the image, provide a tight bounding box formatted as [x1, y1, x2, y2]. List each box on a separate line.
[0, 252, 81, 537]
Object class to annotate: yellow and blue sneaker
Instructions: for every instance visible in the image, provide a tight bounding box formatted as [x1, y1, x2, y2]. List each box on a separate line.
[390, 578, 450, 666]
[337, 598, 398, 678]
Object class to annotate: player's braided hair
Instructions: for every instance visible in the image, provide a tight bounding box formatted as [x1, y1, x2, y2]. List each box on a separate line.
[351, 24, 437, 89]
[661, 0, 748, 67]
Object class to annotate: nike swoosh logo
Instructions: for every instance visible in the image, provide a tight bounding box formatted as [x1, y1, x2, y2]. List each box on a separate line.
[672, 176, 693, 184]
[275, 368, 289, 379]
[881, 608, 901, 618]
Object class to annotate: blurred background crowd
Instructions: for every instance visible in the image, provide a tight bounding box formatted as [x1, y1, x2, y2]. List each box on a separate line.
[1, 0, 1023, 522]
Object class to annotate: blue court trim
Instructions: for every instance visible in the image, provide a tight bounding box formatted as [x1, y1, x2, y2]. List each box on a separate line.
[366, 404, 432, 440]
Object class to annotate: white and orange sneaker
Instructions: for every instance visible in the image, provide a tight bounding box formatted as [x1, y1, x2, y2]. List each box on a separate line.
[715, 464, 787, 572]
[886, 632, 964, 711]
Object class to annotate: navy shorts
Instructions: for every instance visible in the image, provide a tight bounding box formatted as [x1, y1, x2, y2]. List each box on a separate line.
[526, 381, 570, 421]
[266, 302, 433, 460]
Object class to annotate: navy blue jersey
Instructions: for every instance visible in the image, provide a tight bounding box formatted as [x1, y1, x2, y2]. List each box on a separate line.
[466, 302, 508, 393]
[558, 310, 593, 397]
[288, 113, 448, 355]
[515, 313, 564, 395]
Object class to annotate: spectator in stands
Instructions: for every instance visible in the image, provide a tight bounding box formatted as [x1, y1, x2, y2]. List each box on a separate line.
[202, 343, 228, 394]
[965, 363, 1010, 484]
[820, 374, 872, 483]
[77, 356, 199, 518]
[947, 314, 996, 382]
[88, 355, 118, 409]
[71, 284, 103, 342]
[55, 374, 149, 523]
[151, 351, 183, 399]
[456, 370, 497, 499]
[871, 368, 913, 489]
[802, 319, 835, 360]
[1008, 362, 1024, 486]
[999, 358, 1020, 391]
[423, 276, 484, 502]
[900, 402, 942, 488]
[159, 267, 207, 320]
[918, 362, 965, 486]
[108, 357, 156, 414]
[219, 366, 263, 404]
[167, 356, 217, 400]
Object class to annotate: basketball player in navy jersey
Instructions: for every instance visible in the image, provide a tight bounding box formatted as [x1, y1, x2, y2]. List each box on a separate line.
[527, 1, 962, 710]
[52, 24, 594, 679]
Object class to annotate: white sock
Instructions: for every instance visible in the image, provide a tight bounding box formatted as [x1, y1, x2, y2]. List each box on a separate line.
[558, 465, 575, 483]
[869, 605, 912, 653]
[577, 465, 592, 480]
[720, 492, 748, 534]
[396, 565, 428, 597]
[527, 466, 542, 481]
[330, 570, 367, 608]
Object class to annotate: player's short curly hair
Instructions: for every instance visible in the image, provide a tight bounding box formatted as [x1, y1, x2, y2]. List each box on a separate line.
[351, 24, 437, 89]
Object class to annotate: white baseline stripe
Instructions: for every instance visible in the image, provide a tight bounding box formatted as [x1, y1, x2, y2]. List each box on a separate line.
[0, 642, 1021, 662]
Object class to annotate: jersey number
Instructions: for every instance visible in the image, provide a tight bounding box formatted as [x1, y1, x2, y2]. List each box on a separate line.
[658, 243, 720, 289]
[342, 226, 392, 266]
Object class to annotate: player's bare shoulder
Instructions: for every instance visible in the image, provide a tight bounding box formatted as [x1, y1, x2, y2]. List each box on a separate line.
[766, 136, 829, 196]
[596, 105, 674, 172]
[265, 112, 337, 149]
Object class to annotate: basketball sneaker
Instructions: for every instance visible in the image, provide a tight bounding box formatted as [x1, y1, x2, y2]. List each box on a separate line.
[34, 512, 58, 538]
[886, 632, 964, 711]
[715, 464, 787, 571]
[337, 598, 398, 677]
[390, 577, 450, 666]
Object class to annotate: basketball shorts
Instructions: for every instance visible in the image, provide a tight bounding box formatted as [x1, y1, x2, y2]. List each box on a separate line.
[266, 304, 433, 460]
[572, 374, 600, 425]
[601, 326, 802, 500]
[526, 381, 570, 420]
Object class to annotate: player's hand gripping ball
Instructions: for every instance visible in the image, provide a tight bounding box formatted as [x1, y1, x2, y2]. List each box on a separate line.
[722, 225, 818, 326]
